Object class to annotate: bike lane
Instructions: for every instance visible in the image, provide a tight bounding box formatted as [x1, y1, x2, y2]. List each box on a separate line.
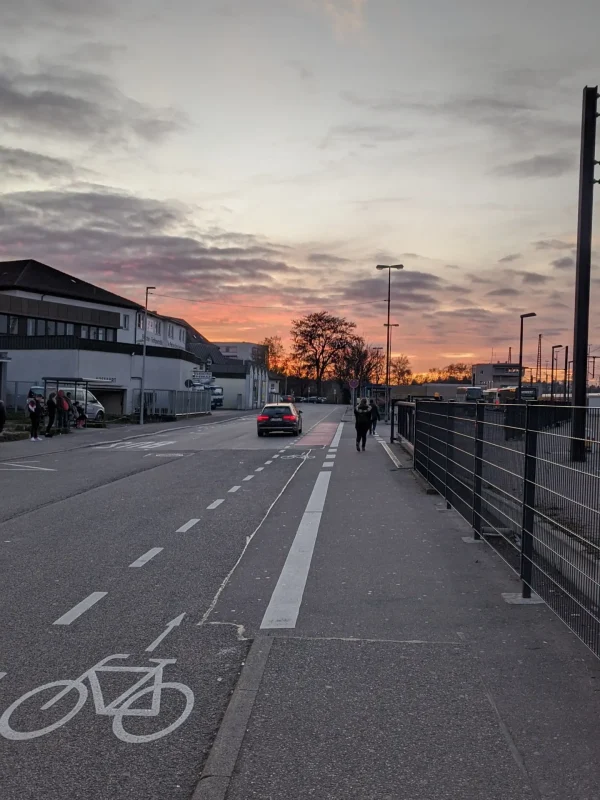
[0, 442, 325, 798]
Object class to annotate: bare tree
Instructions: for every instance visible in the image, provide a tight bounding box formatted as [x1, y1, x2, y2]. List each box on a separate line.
[260, 335, 289, 374]
[389, 354, 412, 385]
[333, 338, 385, 392]
[291, 311, 356, 396]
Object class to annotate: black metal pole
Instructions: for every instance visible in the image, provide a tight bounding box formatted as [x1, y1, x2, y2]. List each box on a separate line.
[571, 86, 598, 461]
[550, 349, 556, 402]
[385, 269, 391, 421]
[520, 404, 538, 599]
[563, 345, 569, 402]
[517, 316, 524, 401]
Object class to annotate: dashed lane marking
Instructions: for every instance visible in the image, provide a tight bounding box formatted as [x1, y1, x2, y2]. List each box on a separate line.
[176, 519, 200, 533]
[53, 592, 107, 625]
[255, 467, 264, 472]
[228, 486, 241, 493]
[243, 475, 254, 482]
[129, 548, 163, 568]
[207, 499, 224, 510]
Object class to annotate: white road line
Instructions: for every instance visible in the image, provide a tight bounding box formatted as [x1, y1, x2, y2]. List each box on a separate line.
[0, 463, 57, 472]
[229, 485, 241, 493]
[243, 475, 254, 481]
[53, 592, 107, 625]
[0, 672, 6, 681]
[176, 518, 200, 533]
[272, 455, 280, 459]
[255, 467, 265, 472]
[379, 440, 402, 468]
[207, 499, 224, 510]
[265, 460, 273, 465]
[322, 462, 334, 468]
[325, 454, 335, 460]
[129, 547, 163, 568]
[330, 421, 344, 449]
[261, 471, 331, 629]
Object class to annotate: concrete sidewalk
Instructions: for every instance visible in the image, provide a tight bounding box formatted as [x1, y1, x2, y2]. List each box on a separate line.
[199, 425, 600, 799]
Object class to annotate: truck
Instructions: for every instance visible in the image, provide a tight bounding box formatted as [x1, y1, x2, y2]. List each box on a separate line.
[209, 385, 224, 409]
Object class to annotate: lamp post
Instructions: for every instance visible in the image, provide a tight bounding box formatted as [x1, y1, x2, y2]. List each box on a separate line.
[139, 286, 156, 425]
[384, 324, 399, 416]
[550, 345, 563, 402]
[563, 346, 569, 402]
[517, 313, 536, 401]
[376, 263, 404, 420]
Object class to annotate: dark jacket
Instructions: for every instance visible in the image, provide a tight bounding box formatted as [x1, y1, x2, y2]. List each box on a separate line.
[354, 404, 372, 428]
[370, 403, 380, 422]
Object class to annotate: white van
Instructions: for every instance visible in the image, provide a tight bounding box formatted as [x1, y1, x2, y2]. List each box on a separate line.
[52, 386, 106, 421]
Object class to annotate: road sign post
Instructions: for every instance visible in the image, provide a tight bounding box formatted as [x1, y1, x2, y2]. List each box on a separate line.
[349, 379, 359, 410]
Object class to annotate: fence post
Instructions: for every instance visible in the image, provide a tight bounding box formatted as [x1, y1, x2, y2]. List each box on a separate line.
[520, 404, 538, 599]
[390, 399, 395, 443]
[472, 402, 485, 540]
[444, 403, 453, 509]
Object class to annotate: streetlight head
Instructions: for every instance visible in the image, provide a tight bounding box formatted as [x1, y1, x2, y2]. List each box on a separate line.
[147, 286, 156, 291]
[376, 264, 404, 270]
[521, 312, 536, 319]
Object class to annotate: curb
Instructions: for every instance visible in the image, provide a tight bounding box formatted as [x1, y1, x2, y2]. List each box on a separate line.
[192, 636, 273, 800]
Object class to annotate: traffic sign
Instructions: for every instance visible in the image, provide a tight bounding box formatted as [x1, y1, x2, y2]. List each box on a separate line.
[348, 379, 359, 389]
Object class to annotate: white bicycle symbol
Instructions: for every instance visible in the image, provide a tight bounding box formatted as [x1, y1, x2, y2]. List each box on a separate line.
[0, 654, 194, 744]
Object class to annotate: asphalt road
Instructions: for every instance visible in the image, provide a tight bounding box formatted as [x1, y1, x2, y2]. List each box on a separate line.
[0, 404, 343, 800]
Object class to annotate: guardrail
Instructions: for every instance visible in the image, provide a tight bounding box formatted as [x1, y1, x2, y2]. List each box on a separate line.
[398, 399, 600, 658]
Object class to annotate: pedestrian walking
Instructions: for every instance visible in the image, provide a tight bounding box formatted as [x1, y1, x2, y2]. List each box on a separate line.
[354, 397, 372, 452]
[45, 392, 57, 436]
[27, 391, 42, 441]
[369, 399, 380, 435]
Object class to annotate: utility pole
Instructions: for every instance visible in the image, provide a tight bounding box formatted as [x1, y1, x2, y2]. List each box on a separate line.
[571, 86, 598, 461]
[535, 334, 542, 384]
[563, 345, 569, 402]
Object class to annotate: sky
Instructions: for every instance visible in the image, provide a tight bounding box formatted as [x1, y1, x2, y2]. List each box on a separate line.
[1, 0, 599, 372]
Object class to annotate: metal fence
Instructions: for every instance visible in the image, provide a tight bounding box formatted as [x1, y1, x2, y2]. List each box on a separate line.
[131, 388, 211, 419]
[4, 381, 40, 412]
[396, 400, 600, 658]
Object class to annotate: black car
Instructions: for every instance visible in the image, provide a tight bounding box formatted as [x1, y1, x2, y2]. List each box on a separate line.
[257, 403, 303, 436]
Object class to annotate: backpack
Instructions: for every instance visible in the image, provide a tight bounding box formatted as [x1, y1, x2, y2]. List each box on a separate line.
[59, 396, 69, 412]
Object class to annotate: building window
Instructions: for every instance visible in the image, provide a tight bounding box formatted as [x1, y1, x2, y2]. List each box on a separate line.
[37, 319, 46, 336]
[155, 320, 162, 335]
[179, 329, 185, 342]
[66, 323, 74, 336]
[47, 320, 56, 336]
[98, 328, 105, 341]
[122, 314, 130, 330]
[0, 314, 6, 334]
[80, 325, 88, 339]
[9, 316, 18, 335]
[137, 313, 144, 329]
[56, 322, 65, 336]
[168, 323, 174, 338]
[106, 328, 114, 342]
[27, 318, 35, 336]
[90, 326, 98, 340]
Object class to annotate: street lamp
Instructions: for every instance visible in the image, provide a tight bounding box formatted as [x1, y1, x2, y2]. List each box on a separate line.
[517, 312, 536, 401]
[550, 344, 563, 402]
[376, 263, 404, 420]
[139, 286, 156, 426]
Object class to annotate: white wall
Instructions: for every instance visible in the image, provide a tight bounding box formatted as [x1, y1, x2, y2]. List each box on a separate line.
[5, 347, 202, 412]
[217, 377, 247, 409]
[134, 312, 187, 351]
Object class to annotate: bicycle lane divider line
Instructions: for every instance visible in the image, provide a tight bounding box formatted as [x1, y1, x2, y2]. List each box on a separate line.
[129, 547, 163, 567]
[176, 518, 200, 532]
[53, 592, 107, 625]
[198, 452, 312, 627]
[330, 421, 344, 449]
[260, 470, 332, 630]
[228, 486, 241, 493]
[207, 499, 224, 510]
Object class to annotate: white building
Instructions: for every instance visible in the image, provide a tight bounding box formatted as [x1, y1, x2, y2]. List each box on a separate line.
[213, 342, 268, 364]
[0, 259, 205, 415]
[472, 362, 521, 389]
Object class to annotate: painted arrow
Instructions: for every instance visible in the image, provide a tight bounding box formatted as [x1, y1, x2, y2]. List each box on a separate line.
[145, 613, 186, 652]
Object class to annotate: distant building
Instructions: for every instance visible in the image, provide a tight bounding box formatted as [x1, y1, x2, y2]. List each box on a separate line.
[214, 342, 268, 365]
[472, 362, 521, 389]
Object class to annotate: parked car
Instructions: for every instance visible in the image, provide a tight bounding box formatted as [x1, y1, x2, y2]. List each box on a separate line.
[257, 403, 303, 436]
[281, 395, 294, 403]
